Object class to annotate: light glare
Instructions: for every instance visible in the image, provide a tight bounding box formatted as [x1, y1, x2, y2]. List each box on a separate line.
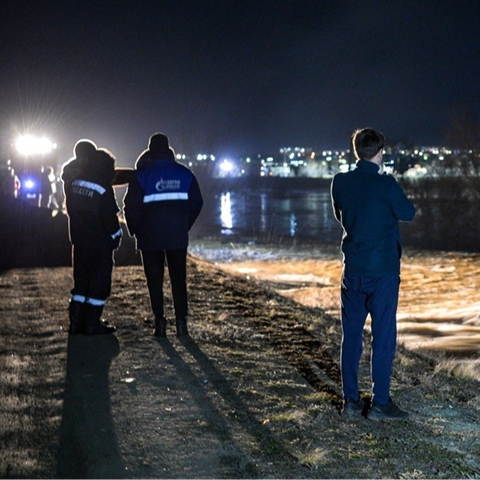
[15, 135, 56, 156]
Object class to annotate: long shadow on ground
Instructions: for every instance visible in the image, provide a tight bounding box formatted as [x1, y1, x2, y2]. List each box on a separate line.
[57, 335, 125, 479]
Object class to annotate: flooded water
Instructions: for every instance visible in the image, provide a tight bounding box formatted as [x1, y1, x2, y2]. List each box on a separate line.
[190, 241, 480, 381]
[189, 180, 480, 379]
[192, 182, 341, 244]
[190, 180, 477, 252]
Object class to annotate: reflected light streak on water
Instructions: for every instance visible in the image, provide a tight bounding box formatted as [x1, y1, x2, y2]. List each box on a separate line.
[220, 192, 233, 233]
[290, 213, 297, 237]
[260, 192, 267, 233]
[192, 187, 341, 243]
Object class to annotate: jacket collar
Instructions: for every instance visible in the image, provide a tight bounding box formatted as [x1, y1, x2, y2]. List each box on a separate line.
[357, 159, 380, 173]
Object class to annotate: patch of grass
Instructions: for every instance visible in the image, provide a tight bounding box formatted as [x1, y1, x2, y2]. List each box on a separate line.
[269, 409, 310, 424]
[294, 445, 329, 470]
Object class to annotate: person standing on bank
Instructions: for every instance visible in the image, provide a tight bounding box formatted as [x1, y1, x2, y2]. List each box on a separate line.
[62, 140, 122, 335]
[124, 133, 203, 337]
[331, 128, 416, 421]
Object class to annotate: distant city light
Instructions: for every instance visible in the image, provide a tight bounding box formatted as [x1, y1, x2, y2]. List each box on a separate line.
[15, 135, 56, 156]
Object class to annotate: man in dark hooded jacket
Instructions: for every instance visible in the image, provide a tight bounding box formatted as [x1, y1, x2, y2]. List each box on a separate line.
[62, 139, 122, 335]
[124, 133, 203, 337]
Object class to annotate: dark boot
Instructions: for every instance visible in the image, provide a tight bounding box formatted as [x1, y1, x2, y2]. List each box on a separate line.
[84, 304, 116, 335]
[68, 300, 85, 335]
[153, 317, 167, 337]
[176, 318, 189, 337]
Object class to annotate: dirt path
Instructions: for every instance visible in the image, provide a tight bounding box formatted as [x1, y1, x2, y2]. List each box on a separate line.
[1, 259, 480, 478]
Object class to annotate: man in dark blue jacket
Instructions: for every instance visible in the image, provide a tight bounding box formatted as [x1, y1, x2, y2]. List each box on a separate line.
[62, 140, 122, 335]
[331, 128, 415, 421]
[124, 133, 203, 337]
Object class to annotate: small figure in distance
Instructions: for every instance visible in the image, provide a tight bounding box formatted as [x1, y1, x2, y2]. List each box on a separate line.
[61, 139, 123, 335]
[331, 128, 416, 421]
[124, 132, 203, 338]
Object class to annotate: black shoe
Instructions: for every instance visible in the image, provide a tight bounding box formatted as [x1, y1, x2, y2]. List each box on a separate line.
[342, 397, 364, 417]
[84, 304, 116, 335]
[153, 317, 167, 337]
[68, 301, 85, 335]
[176, 319, 189, 337]
[367, 398, 409, 421]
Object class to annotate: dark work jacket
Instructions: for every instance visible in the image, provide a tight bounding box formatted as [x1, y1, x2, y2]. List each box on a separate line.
[331, 159, 416, 277]
[123, 156, 204, 251]
[62, 157, 122, 249]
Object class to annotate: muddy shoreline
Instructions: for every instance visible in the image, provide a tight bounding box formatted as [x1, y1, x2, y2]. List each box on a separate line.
[1, 258, 480, 478]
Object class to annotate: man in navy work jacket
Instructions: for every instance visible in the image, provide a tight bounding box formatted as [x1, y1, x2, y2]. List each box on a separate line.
[62, 140, 122, 335]
[124, 133, 203, 338]
[331, 128, 416, 421]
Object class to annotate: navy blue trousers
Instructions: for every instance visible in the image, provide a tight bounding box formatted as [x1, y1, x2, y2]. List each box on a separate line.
[141, 249, 188, 321]
[71, 246, 114, 306]
[340, 274, 400, 406]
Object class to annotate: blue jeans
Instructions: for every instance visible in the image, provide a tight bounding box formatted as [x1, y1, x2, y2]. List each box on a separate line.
[340, 274, 400, 405]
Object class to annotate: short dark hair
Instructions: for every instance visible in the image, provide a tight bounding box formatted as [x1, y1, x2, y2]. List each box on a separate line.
[352, 128, 385, 160]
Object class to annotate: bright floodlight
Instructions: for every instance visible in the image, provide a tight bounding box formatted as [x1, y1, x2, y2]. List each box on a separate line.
[220, 159, 233, 173]
[15, 135, 57, 156]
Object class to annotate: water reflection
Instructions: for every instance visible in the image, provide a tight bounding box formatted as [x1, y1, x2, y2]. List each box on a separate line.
[220, 192, 233, 233]
[290, 213, 297, 237]
[206, 188, 340, 243]
[260, 192, 267, 233]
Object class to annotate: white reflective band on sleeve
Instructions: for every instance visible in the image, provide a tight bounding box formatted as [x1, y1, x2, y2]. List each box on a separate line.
[72, 294, 86, 303]
[85, 297, 106, 306]
[72, 180, 106, 195]
[143, 192, 189, 203]
[111, 228, 122, 239]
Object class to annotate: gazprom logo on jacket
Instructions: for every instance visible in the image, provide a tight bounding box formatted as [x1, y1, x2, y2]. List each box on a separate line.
[155, 177, 181, 192]
[144, 176, 188, 203]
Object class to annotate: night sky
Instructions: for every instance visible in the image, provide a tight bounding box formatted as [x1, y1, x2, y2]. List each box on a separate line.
[1, 0, 479, 165]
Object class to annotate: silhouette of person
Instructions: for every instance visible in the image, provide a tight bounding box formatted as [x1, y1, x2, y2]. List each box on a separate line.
[61, 140, 122, 335]
[331, 128, 416, 420]
[124, 133, 203, 337]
